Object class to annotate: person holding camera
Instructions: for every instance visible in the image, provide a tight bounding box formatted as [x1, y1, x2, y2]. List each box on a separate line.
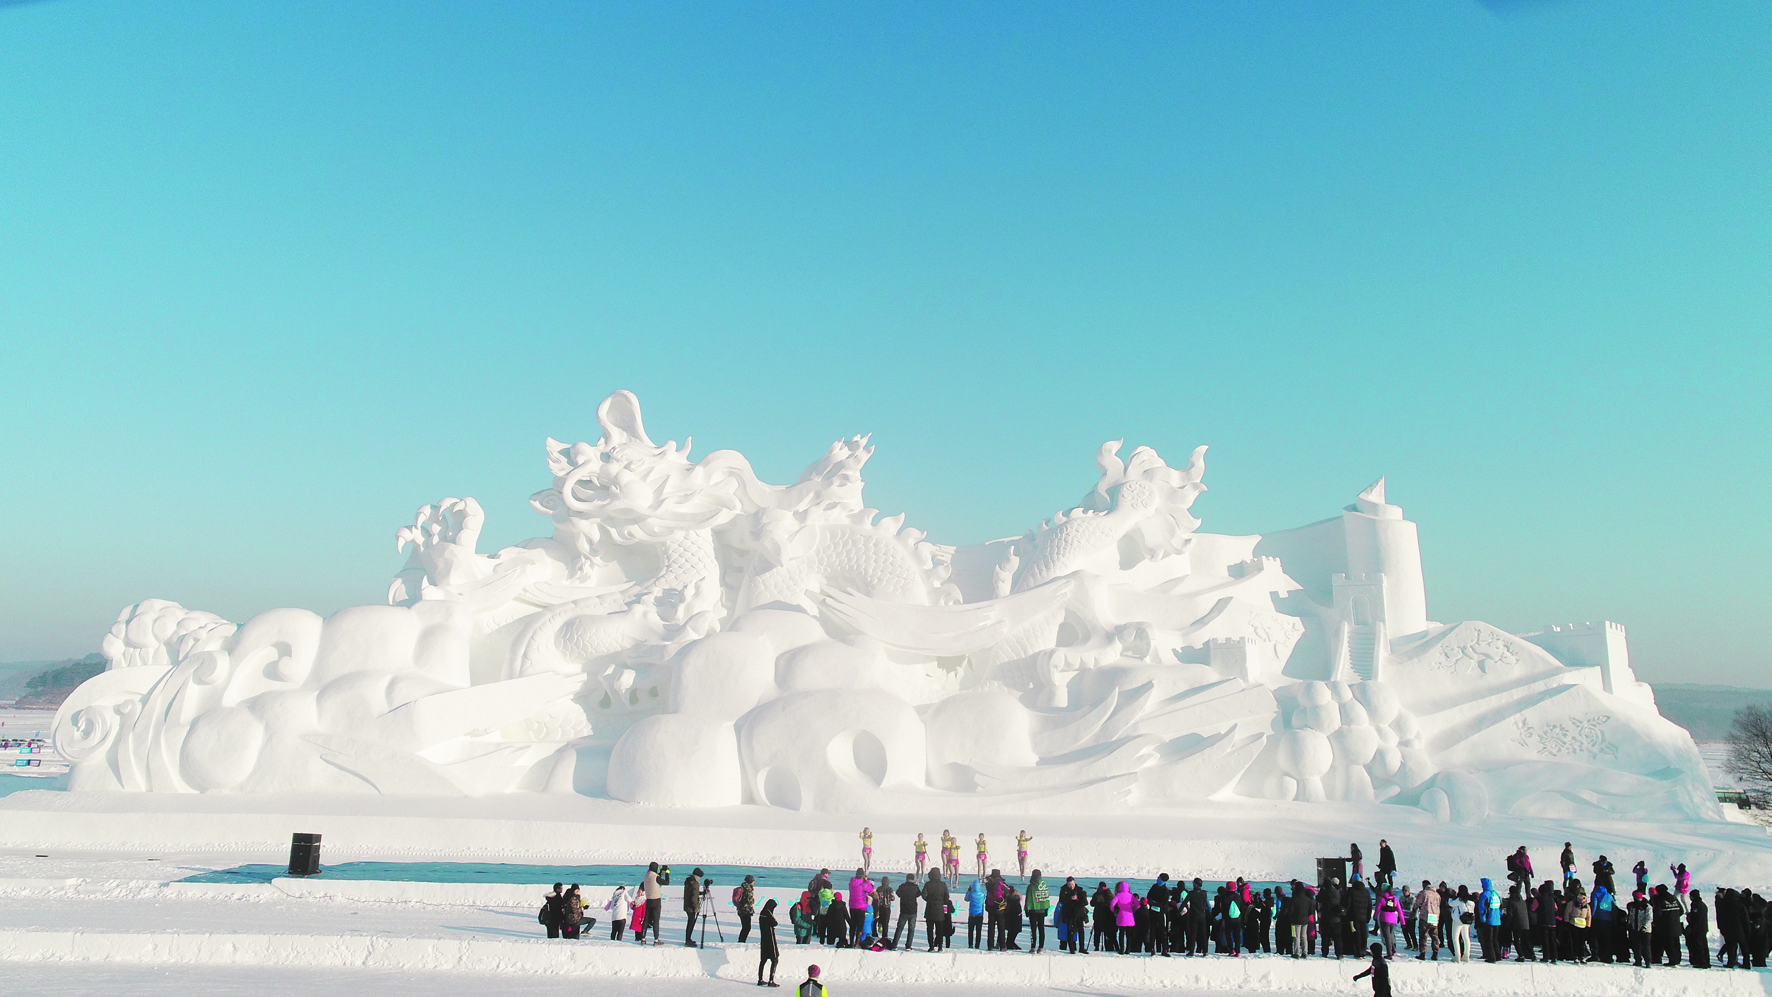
[684, 867, 704, 947]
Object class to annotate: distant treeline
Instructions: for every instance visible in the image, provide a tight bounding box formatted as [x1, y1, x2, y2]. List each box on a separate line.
[10, 653, 106, 708]
[24, 654, 104, 693]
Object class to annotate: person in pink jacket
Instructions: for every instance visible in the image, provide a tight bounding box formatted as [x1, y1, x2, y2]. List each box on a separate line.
[1111, 882, 1138, 954]
[847, 870, 875, 945]
[1377, 887, 1403, 958]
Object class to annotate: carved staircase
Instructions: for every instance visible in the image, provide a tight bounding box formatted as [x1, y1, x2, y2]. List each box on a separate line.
[1347, 626, 1378, 680]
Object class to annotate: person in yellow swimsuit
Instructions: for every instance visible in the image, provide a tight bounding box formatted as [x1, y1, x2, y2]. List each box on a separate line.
[860, 827, 873, 875]
[1016, 830, 1032, 879]
[975, 833, 989, 879]
[914, 833, 928, 878]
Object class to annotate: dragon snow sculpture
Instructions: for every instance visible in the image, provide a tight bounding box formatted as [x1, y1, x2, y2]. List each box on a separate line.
[55, 392, 1718, 823]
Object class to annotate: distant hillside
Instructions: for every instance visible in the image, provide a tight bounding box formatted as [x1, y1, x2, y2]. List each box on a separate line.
[4, 654, 105, 709]
[0, 661, 57, 703]
[1651, 684, 1772, 741]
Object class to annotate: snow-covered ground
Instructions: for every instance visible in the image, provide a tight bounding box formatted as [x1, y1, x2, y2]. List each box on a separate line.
[3, 783, 1771, 994]
[0, 850, 1768, 996]
[0, 963, 1248, 997]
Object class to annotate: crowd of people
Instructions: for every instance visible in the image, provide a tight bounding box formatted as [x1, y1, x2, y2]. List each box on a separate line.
[538, 838, 1766, 990]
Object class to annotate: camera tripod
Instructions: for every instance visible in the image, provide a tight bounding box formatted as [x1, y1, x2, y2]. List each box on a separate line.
[697, 881, 726, 948]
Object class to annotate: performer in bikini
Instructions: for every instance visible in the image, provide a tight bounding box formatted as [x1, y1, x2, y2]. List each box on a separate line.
[860, 827, 873, 875]
[975, 833, 989, 879]
[1016, 830, 1032, 879]
[914, 833, 928, 879]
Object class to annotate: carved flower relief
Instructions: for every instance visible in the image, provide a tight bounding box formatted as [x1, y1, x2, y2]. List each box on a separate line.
[1511, 714, 1617, 760]
[1424, 630, 1520, 676]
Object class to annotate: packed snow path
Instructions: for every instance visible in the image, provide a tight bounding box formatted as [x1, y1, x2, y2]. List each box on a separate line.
[1, 856, 1770, 996]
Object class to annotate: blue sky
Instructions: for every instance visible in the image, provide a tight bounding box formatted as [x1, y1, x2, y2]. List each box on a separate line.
[1, 1, 1767, 683]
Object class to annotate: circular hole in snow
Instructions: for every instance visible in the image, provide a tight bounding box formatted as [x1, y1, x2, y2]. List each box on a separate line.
[852, 731, 888, 787]
[761, 766, 802, 811]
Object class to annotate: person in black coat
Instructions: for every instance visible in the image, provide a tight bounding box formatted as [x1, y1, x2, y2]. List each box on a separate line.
[542, 882, 566, 939]
[1147, 875, 1173, 956]
[1718, 888, 1742, 968]
[1319, 879, 1345, 959]
[1002, 885, 1025, 950]
[920, 871, 951, 952]
[891, 875, 919, 950]
[1533, 882, 1558, 963]
[1091, 882, 1114, 952]
[1687, 892, 1711, 969]
[758, 898, 782, 986]
[1504, 885, 1533, 961]
[1185, 878, 1212, 956]
[1058, 877, 1087, 954]
[1354, 942, 1391, 997]
[1345, 879, 1373, 954]
[1651, 885, 1683, 965]
[1592, 856, 1615, 895]
[1377, 840, 1397, 891]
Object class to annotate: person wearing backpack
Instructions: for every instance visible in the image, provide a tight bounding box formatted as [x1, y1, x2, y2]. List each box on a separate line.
[790, 892, 816, 945]
[736, 875, 757, 943]
[872, 875, 893, 945]
[540, 882, 565, 939]
[1376, 887, 1401, 958]
[1447, 886, 1471, 963]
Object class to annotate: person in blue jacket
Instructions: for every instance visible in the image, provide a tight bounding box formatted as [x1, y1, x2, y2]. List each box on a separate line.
[1591, 883, 1616, 963]
[1476, 878, 1503, 963]
[966, 879, 988, 949]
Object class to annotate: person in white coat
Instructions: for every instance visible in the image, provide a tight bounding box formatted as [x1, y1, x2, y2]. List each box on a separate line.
[606, 883, 638, 941]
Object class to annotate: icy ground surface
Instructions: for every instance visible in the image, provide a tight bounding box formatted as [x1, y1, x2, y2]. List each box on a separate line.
[3, 851, 1772, 996]
[0, 963, 1184, 997]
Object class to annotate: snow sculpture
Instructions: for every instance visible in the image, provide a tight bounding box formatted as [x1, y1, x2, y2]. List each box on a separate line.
[54, 392, 1718, 822]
